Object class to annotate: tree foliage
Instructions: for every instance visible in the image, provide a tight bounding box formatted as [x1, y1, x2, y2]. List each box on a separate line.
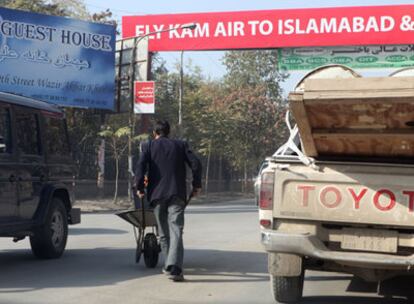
[223, 50, 286, 98]
[99, 125, 129, 204]
[1, 0, 115, 23]
[220, 51, 288, 170]
[1, 0, 86, 17]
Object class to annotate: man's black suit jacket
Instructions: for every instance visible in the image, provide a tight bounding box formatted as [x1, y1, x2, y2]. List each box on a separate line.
[135, 136, 202, 203]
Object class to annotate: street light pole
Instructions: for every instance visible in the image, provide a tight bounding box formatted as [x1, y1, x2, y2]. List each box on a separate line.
[127, 23, 197, 200]
[178, 50, 184, 135]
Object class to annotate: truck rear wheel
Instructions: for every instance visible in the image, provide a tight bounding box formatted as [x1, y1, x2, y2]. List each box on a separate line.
[30, 197, 68, 259]
[271, 272, 304, 303]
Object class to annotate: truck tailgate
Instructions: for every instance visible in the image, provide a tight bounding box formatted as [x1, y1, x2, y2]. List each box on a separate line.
[274, 163, 414, 227]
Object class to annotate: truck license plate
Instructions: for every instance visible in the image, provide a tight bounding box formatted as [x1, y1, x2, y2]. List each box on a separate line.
[341, 228, 398, 253]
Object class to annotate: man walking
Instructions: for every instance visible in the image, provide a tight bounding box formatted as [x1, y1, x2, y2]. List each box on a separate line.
[135, 120, 202, 281]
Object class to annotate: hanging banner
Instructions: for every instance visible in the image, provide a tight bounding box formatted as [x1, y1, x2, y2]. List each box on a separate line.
[134, 81, 154, 114]
[278, 44, 414, 71]
[122, 5, 414, 51]
[0, 7, 116, 110]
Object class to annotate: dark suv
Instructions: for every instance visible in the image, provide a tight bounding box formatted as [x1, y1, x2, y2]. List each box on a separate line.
[0, 92, 80, 259]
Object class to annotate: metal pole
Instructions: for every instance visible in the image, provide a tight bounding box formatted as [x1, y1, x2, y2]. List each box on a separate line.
[127, 36, 144, 199]
[178, 51, 184, 135]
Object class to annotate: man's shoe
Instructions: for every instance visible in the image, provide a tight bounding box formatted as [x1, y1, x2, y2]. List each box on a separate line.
[168, 266, 184, 282]
[162, 265, 172, 275]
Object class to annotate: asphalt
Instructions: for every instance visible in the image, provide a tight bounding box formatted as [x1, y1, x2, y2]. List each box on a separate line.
[0, 198, 411, 304]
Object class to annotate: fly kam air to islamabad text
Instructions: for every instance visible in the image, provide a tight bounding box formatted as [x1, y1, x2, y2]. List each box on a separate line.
[137, 15, 414, 39]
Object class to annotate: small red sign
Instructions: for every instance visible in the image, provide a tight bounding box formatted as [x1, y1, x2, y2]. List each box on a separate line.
[134, 81, 155, 114]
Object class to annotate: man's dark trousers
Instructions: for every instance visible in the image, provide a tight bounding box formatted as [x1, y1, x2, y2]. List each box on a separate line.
[153, 196, 185, 269]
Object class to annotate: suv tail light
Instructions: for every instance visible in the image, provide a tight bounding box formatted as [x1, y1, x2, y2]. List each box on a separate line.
[259, 172, 274, 210]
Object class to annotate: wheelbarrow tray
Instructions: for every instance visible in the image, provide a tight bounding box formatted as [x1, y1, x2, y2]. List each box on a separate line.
[116, 209, 157, 228]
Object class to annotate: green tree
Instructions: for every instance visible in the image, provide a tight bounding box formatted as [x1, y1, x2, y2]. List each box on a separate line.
[65, 110, 103, 179]
[151, 58, 180, 129]
[98, 126, 129, 204]
[50, 0, 89, 19]
[1, 0, 116, 23]
[1, 0, 64, 15]
[223, 50, 286, 99]
[221, 50, 288, 189]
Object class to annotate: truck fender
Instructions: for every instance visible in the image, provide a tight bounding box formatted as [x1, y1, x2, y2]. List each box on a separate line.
[268, 253, 302, 277]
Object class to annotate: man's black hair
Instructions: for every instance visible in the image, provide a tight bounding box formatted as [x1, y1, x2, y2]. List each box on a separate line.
[154, 120, 170, 137]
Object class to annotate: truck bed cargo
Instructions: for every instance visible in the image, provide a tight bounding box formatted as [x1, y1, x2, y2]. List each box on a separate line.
[290, 76, 414, 158]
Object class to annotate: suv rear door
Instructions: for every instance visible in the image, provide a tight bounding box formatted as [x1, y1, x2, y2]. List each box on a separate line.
[0, 103, 18, 220]
[14, 106, 46, 220]
[42, 112, 75, 195]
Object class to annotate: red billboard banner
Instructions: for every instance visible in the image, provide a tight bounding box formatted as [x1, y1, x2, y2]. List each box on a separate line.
[134, 81, 154, 114]
[122, 5, 414, 51]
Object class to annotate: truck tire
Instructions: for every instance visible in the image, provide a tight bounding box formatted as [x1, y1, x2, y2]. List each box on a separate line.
[271, 272, 304, 303]
[30, 197, 68, 259]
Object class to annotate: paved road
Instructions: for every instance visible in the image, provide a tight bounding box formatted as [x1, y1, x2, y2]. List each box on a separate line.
[0, 199, 411, 304]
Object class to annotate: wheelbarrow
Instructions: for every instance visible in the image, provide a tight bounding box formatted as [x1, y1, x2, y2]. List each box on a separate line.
[116, 195, 161, 268]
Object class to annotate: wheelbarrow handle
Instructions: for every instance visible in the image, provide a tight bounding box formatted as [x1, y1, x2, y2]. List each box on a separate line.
[140, 196, 146, 228]
[185, 192, 194, 208]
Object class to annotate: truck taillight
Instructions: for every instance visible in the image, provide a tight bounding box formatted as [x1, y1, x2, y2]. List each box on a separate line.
[260, 219, 271, 228]
[259, 172, 274, 210]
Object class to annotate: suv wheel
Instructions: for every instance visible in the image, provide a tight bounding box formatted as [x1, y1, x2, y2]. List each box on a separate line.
[30, 197, 68, 259]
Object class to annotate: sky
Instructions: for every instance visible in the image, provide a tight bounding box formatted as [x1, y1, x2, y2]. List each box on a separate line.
[85, 0, 414, 95]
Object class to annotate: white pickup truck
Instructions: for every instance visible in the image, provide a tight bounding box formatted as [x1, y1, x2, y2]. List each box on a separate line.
[259, 65, 414, 303]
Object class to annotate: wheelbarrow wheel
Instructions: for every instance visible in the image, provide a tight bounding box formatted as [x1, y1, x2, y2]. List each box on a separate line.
[143, 233, 159, 268]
